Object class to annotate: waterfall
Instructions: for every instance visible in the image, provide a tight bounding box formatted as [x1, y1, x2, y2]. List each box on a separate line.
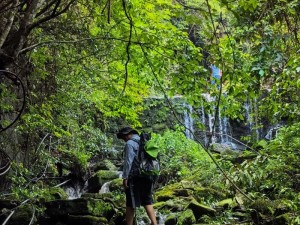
[223, 117, 230, 143]
[178, 93, 280, 150]
[265, 125, 281, 140]
[218, 109, 223, 143]
[244, 99, 259, 140]
[202, 94, 217, 144]
[253, 98, 260, 140]
[245, 98, 261, 141]
[117, 171, 123, 178]
[65, 182, 83, 199]
[158, 213, 167, 225]
[244, 100, 253, 132]
[98, 172, 122, 194]
[199, 94, 239, 148]
[200, 102, 208, 145]
[183, 103, 194, 140]
[99, 181, 111, 194]
[219, 111, 229, 144]
[207, 112, 217, 143]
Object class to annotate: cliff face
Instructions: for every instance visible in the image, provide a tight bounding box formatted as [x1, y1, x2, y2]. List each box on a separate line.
[140, 95, 280, 150]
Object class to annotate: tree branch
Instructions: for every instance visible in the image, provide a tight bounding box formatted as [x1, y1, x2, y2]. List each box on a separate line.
[0, 0, 19, 49]
[28, 0, 76, 31]
[121, 0, 133, 95]
[19, 36, 146, 54]
[35, 0, 58, 17]
[175, 0, 206, 12]
[0, 0, 17, 13]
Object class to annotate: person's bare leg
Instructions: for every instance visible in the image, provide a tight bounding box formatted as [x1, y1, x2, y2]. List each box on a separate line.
[126, 207, 135, 225]
[144, 205, 157, 225]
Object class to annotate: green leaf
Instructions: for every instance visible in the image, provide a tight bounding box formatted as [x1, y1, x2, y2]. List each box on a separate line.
[259, 69, 265, 76]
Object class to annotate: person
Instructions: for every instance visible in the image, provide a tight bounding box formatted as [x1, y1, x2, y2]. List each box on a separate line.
[117, 126, 157, 225]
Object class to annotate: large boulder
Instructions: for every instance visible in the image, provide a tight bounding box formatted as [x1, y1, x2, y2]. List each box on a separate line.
[187, 199, 216, 220]
[178, 209, 196, 225]
[109, 178, 123, 192]
[67, 215, 108, 225]
[154, 198, 190, 212]
[92, 159, 118, 172]
[86, 170, 121, 193]
[155, 180, 225, 203]
[165, 213, 177, 225]
[0, 204, 36, 225]
[215, 198, 236, 210]
[44, 198, 115, 220]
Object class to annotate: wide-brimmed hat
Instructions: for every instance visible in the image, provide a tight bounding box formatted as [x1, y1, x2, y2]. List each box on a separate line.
[116, 126, 139, 139]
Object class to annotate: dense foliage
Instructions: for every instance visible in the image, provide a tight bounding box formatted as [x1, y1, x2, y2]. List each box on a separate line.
[0, 0, 300, 224]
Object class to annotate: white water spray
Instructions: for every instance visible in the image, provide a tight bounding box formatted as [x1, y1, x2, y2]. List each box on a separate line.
[183, 103, 194, 140]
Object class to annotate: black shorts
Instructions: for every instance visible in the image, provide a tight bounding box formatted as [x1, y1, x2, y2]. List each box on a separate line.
[125, 176, 154, 208]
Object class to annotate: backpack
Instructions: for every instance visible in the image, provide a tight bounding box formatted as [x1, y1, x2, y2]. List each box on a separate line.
[137, 132, 160, 177]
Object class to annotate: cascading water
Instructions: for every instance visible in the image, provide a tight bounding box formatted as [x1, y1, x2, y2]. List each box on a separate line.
[201, 94, 218, 144]
[99, 181, 111, 194]
[183, 103, 194, 140]
[221, 116, 230, 143]
[98, 171, 122, 194]
[200, 102, 209, 146]
[65, 181, 83, 199]
[157, 213, 167, 225]
[136, 212, 166, 225]
[188, 94, 242, 149]
[253, 98, 261, 140]
[183, 93, 281, 150]
[244, 100, 253, 132]
[265, 124, 281, 140]
[245, 98, 263, 141]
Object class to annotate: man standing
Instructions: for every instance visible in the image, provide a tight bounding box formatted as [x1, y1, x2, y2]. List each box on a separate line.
[117, 127, 157, 225]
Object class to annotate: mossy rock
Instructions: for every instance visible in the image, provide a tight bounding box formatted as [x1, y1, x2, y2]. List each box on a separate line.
[155, 181, 194, 201]
[178, 209, 196, 225]
[265, 213, 289, 225]
[153, 201, 167, 210]
[165, 213, 177, 225]
[215, 198, 236, 210]
[210, 143, 235, 153]
[109, 178, 123, 192]
[173, 189, 192, 197]
[67, 215, 108, 225]
[38, 187, 68, 203]
[231, 211, 250, 221]
[87, 170, 121, 193]
[0, 199, 19, 210]
[95, 170, 121, 180]
[170, 198, 191, 211]
[193, 187, 226, 200]
[155, 188, 175, 202]
[187, 199, 216, 220]
[82, 191, 125, 211]
[155, 179, 225, 204]
[3, 204, 36, 225]
[179, 180, 198, 189]
[44, 198, 115, 219]
[49, 187, 69, 200]
[94, 159, 117, 172]
[81, 193, 104, 199]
